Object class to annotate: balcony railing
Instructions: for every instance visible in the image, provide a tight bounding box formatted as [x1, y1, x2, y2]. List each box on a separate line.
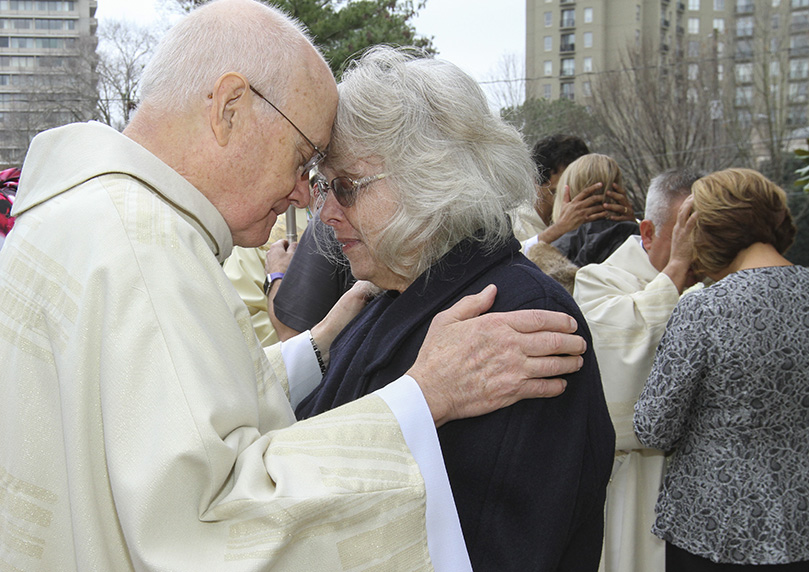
[561, 42, 576, 52]
[790, 21, 809, 34]
[561, 17, 576, 28]
[735, 3, 754, 13]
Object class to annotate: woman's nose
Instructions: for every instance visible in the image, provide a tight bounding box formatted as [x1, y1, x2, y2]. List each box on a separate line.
[319, 191, 344, 227]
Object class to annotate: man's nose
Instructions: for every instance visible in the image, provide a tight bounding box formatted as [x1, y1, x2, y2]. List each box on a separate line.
[289, 174, 311, 209]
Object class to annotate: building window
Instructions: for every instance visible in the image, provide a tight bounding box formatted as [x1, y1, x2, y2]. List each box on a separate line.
[735, 62, 753, 82]
[35, 18, 75, 30]
[688, 40, 701, 57]
[792, 0, 809, 7]
[561, 32, 575, 52]
[584, 7, 593, 22]
[636, 5, 641, 20]
[544, 36, 553, 51]
[789, 83, 808, 103]
[718, 63, 724, 80]
[561, 82, 575, 100]
[583, 81, 592, 96]
[736, 39, 753, 58]
[0, 55, 35, 67]
[714, 0, 724, 9]
[545, 11, 552, 26]
[583, 31, 593, 48]
[583, 56, 593, 72]
[770, 60, 780, 77]
[735, 85, 752, 106]
[543, 84, 552, 99]
[788, 106, 807, 126]
[736, 16, 753, 36]
[688, 63, 700, 80]
[561, 9, 575, 27]
[561, 58, 575, 76]
[790, 59, 809, 79]
[736, 0, 754, 12]
[689, 0, 700, 9]
[793, 12, 809, 33]
[713, 18, 725, 33]
[791, 35, 809, 56]
[544, 60, 553, 76]
[688, 18, 700, 34]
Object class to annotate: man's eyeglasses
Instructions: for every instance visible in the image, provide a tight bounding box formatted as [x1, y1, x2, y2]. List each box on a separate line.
[249, 85, 326, 175]
[311, 171, 388, 208]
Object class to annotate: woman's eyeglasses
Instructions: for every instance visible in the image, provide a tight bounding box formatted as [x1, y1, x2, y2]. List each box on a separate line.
[311, 172, 387, 208]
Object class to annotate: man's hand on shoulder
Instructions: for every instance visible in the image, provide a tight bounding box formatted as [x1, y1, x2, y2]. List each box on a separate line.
[407, 285, 586, 427]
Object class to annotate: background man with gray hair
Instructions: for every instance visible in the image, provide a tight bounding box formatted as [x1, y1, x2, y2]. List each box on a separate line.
[573, 168, 704, 572]
[0, 1, 588, 570]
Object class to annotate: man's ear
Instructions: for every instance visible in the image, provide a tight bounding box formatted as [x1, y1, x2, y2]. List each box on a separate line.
[639, 219, 656, 251]
[209, 72, 249, 147]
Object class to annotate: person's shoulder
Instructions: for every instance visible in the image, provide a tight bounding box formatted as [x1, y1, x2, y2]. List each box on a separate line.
[489, 252, 583, 314]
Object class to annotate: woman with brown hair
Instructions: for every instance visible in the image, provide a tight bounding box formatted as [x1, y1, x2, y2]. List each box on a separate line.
[634, 168, 809, 570]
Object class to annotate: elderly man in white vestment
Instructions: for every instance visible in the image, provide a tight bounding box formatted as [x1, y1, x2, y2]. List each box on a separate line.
[573, 168, 704, 572]
[0, 1, 592, 571]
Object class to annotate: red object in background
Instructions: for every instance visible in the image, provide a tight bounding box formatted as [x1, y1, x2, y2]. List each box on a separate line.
[0, 167, 20, 238]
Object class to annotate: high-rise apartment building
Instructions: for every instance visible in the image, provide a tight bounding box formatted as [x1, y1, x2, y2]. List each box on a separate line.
[0, 0, 98, 167]
[526, 0, 809, 130]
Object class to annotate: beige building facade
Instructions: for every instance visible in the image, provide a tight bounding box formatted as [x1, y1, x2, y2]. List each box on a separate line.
[0, 0, 98, 166]
[526, 0, 809, 131]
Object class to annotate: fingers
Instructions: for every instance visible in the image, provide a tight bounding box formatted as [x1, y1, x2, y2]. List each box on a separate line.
[677, 195, 695, 223]
[432, 284, 497, 326]
[518, 329, 587, 359]
[562, 184, 572, 203]
[485, 308, 578, 337]
[574, 182, 603, 201]
[512, 378, 568, 400]
[265, 239, 297, 273]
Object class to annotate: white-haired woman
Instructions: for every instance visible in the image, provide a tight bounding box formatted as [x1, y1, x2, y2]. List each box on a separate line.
[295, 46, 615, 571]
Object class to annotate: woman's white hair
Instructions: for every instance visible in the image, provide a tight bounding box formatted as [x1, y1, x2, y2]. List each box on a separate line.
[328, 46, 536, 283]
[139, 0, 315, 113]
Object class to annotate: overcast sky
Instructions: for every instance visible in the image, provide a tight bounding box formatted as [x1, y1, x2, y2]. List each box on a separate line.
[94, 0, 526, 104]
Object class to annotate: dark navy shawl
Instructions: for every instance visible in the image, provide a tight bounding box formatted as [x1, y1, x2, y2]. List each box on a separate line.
[297, 236, 615, 571]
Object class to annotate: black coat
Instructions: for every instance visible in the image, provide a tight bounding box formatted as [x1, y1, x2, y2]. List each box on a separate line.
[297, 236, 615, 571]
[552, 219, 640, 267]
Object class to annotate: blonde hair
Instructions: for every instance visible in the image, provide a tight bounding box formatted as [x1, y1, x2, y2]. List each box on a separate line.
[552, 154, 622, 222]
[691, 168, 795, 275]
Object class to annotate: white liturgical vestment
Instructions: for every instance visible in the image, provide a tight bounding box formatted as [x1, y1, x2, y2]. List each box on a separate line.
[574, 236, 683, 572]
[0, 122, 469, 571]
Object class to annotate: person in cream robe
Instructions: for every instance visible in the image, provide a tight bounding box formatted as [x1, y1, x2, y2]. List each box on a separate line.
[573, 168, 703, 572]
[0, 2, 587, 570]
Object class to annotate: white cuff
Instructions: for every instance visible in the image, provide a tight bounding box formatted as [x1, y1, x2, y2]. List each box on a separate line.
[521, 233, 540, 252]
[376, 376, 472, 572]
[280, 330, 322, 409]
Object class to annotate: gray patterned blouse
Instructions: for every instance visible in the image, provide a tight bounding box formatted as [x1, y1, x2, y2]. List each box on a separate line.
[634, 265, 809, 565]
